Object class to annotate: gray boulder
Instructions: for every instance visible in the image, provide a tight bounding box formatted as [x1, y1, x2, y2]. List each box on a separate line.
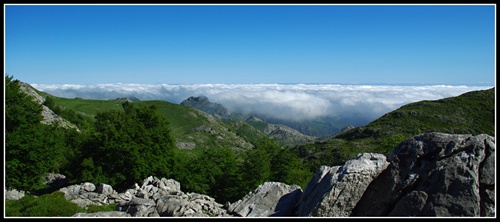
[116, 197, 158, 217]
[295, 153, 389, 217]
[5, 189, 25, 200]
[352, 132, 495, 217]
[227, 182, 302, 217]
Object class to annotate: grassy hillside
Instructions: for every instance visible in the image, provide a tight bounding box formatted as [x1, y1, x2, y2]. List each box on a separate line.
[292, 87, 495, 170]
[45, 96, 261, 152]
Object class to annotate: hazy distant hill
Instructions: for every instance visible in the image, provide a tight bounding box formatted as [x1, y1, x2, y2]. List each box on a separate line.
[251, 115, 367, 137]
[292, 87, 495, 171]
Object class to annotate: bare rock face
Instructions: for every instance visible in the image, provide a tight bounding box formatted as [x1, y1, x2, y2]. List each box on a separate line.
[227, 182, 302, 217]
[18, 82, 79, 130]
[295, 153, 389, 217]
[352, 132, 495, 217]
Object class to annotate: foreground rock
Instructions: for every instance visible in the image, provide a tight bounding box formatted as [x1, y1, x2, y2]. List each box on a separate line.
[227, 182, 302, 217]
[351, 132, 495, 217]
[295, 153, 389, 216]
[58, 176, 230, 217]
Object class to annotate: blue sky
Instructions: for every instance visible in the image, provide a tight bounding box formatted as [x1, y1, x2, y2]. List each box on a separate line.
[4, 4, 496, 85]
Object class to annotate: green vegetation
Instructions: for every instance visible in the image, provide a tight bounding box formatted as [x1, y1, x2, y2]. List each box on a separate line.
[5, 191, 116, 217]
[5, 76, 71, 191]
[246, 119, 268, 132]
[72, 101, 177, 191]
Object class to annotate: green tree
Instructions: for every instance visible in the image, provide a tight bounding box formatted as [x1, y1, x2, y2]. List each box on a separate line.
[77, 101, 176, 191]
[251, 137, 313, 189]
[241, 145, 271, 192]
[5, 75, 65, 191]
[270, 148, 312, 188]
[185, 147, 243, 203]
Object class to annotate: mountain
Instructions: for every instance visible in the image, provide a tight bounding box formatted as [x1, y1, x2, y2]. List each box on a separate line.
[180, 96, 231, 120]
[179, 95, 361, 138]
[292, 87, 495, 170]
[249, 115, 367, 137]
[245, 116, 316, 148]
[180, 96, 317, 147]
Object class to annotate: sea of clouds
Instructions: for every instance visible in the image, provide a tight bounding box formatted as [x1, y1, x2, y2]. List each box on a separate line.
[31, 83, 494, 124]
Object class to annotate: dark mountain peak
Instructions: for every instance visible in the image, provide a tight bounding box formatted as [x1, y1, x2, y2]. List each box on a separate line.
[181, 96, 209, 105]
[180, 96, 231, 120]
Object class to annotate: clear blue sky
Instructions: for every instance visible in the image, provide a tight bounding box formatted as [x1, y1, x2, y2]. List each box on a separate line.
[4, 4, 496, 85]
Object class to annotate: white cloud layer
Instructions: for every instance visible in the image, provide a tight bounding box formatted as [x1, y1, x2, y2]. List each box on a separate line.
[31, 83, 494, 123]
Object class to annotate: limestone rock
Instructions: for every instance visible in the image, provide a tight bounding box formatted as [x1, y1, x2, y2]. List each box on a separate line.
[227, 182, 302, 217]
[295, 153, 389, 217]
[352, 132, 495, 217]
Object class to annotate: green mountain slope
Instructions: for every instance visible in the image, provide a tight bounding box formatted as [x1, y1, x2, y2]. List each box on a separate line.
[292, 87, 495, 170]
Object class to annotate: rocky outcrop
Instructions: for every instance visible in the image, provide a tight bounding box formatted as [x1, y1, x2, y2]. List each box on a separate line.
[351, 132, 495, 217]
[295, 153, 389, 216]
[227, 182, 302, 217]
[18, 82, 79, 130]
[7, 132, 495, 217]
[58, 176, 231, 217]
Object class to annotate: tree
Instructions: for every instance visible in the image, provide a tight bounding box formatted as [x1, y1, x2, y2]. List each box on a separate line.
[270, 148, 312, 188]
[241, 145, 271, 192]
[5, 75, 65, 191]
[183, 147, 244, 203]
[251, 137, 313, 189]
[77, 101, 176, 191]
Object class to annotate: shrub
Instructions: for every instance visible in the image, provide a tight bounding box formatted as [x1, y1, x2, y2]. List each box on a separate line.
[5, 191, 84, 217]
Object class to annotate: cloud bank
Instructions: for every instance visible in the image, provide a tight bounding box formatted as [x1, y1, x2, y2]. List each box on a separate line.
[31, 83, 494, 124]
